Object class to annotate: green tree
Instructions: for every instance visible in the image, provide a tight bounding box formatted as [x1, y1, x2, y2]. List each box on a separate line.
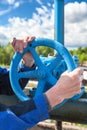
[0, 43, 14, 65]
[70, 47, 87, 65]
[0, 43, 87, 66]
[36, 46, 54, 57]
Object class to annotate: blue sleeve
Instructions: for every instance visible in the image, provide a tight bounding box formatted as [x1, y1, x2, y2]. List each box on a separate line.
[0, 61, 34, 76]
[0, 94, 49, 130]
[0, 67, 9, 75]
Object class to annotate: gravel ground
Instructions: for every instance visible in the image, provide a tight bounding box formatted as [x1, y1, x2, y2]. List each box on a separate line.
[28, 120, 87, 130]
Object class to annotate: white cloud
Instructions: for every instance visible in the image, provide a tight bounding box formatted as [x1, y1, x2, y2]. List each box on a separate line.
[0, 2, 87, 48]
[13, 2, 20, 8]
[36, 0, 43, 5]
[0, 4, 54, 45]
[0, 0, 15, 5]
[0, 8, 11, 16]
[7, 0, 15, 5]
[0, 0, 22, 16]
[65, 2, 87, 47]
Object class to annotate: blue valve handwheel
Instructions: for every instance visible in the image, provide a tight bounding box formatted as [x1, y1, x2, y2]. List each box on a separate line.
[9, 38, 84, 101]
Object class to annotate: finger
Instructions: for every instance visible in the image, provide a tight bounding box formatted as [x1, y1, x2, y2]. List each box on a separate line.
[61, 70, 69, 76]
[74, 67, 83, 75]
[23, 36, 35, 48]
[13, 40, 22, 53]
[12, 37, 16, 46]
[23, 42, 27, 48]
[17, 47, 24, 53]
[26, 36, 35, 42]
[79, 75, 84, 82]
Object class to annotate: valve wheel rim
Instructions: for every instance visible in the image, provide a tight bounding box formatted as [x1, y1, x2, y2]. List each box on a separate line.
[10, 38, 82, 101]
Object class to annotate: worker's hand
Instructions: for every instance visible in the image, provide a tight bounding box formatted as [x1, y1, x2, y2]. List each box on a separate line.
[11, 36, 35, 53]
[56, 67, 83, 99]
[45, 67, 83, 108]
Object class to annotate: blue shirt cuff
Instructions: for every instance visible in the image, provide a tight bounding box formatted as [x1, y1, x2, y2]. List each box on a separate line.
[34, 94, 50, 121]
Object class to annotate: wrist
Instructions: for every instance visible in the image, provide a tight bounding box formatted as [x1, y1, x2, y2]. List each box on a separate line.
[43, 93, 51, 111]
[22, 59, 35, 68]
[45, 85, 64, 109]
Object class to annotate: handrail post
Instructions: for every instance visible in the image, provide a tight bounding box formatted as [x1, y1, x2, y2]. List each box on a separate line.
[54, 0, 64, 45]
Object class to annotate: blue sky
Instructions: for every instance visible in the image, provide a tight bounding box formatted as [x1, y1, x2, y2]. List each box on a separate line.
[0, 0, 53, 25]
[0, 0, 87, 48]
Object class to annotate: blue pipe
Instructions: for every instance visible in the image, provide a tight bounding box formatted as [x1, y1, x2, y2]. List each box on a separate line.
[54, 0, 64, 45]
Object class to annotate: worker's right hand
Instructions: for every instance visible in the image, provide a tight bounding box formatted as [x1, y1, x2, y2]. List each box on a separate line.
[45, 67, 83, 108]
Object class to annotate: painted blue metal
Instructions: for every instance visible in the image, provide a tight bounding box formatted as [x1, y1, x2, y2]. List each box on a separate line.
[9, 38, 85, 102]
[54, 0, 64, 44]
[73, 55, 79, 67]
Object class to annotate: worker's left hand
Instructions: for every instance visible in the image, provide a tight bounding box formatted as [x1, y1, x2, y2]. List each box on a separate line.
[11, 36, 35, 53]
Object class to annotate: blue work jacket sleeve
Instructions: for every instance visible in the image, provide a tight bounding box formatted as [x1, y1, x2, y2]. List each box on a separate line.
[0, 94, 49, 130]
[0, 67, 9, 75]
